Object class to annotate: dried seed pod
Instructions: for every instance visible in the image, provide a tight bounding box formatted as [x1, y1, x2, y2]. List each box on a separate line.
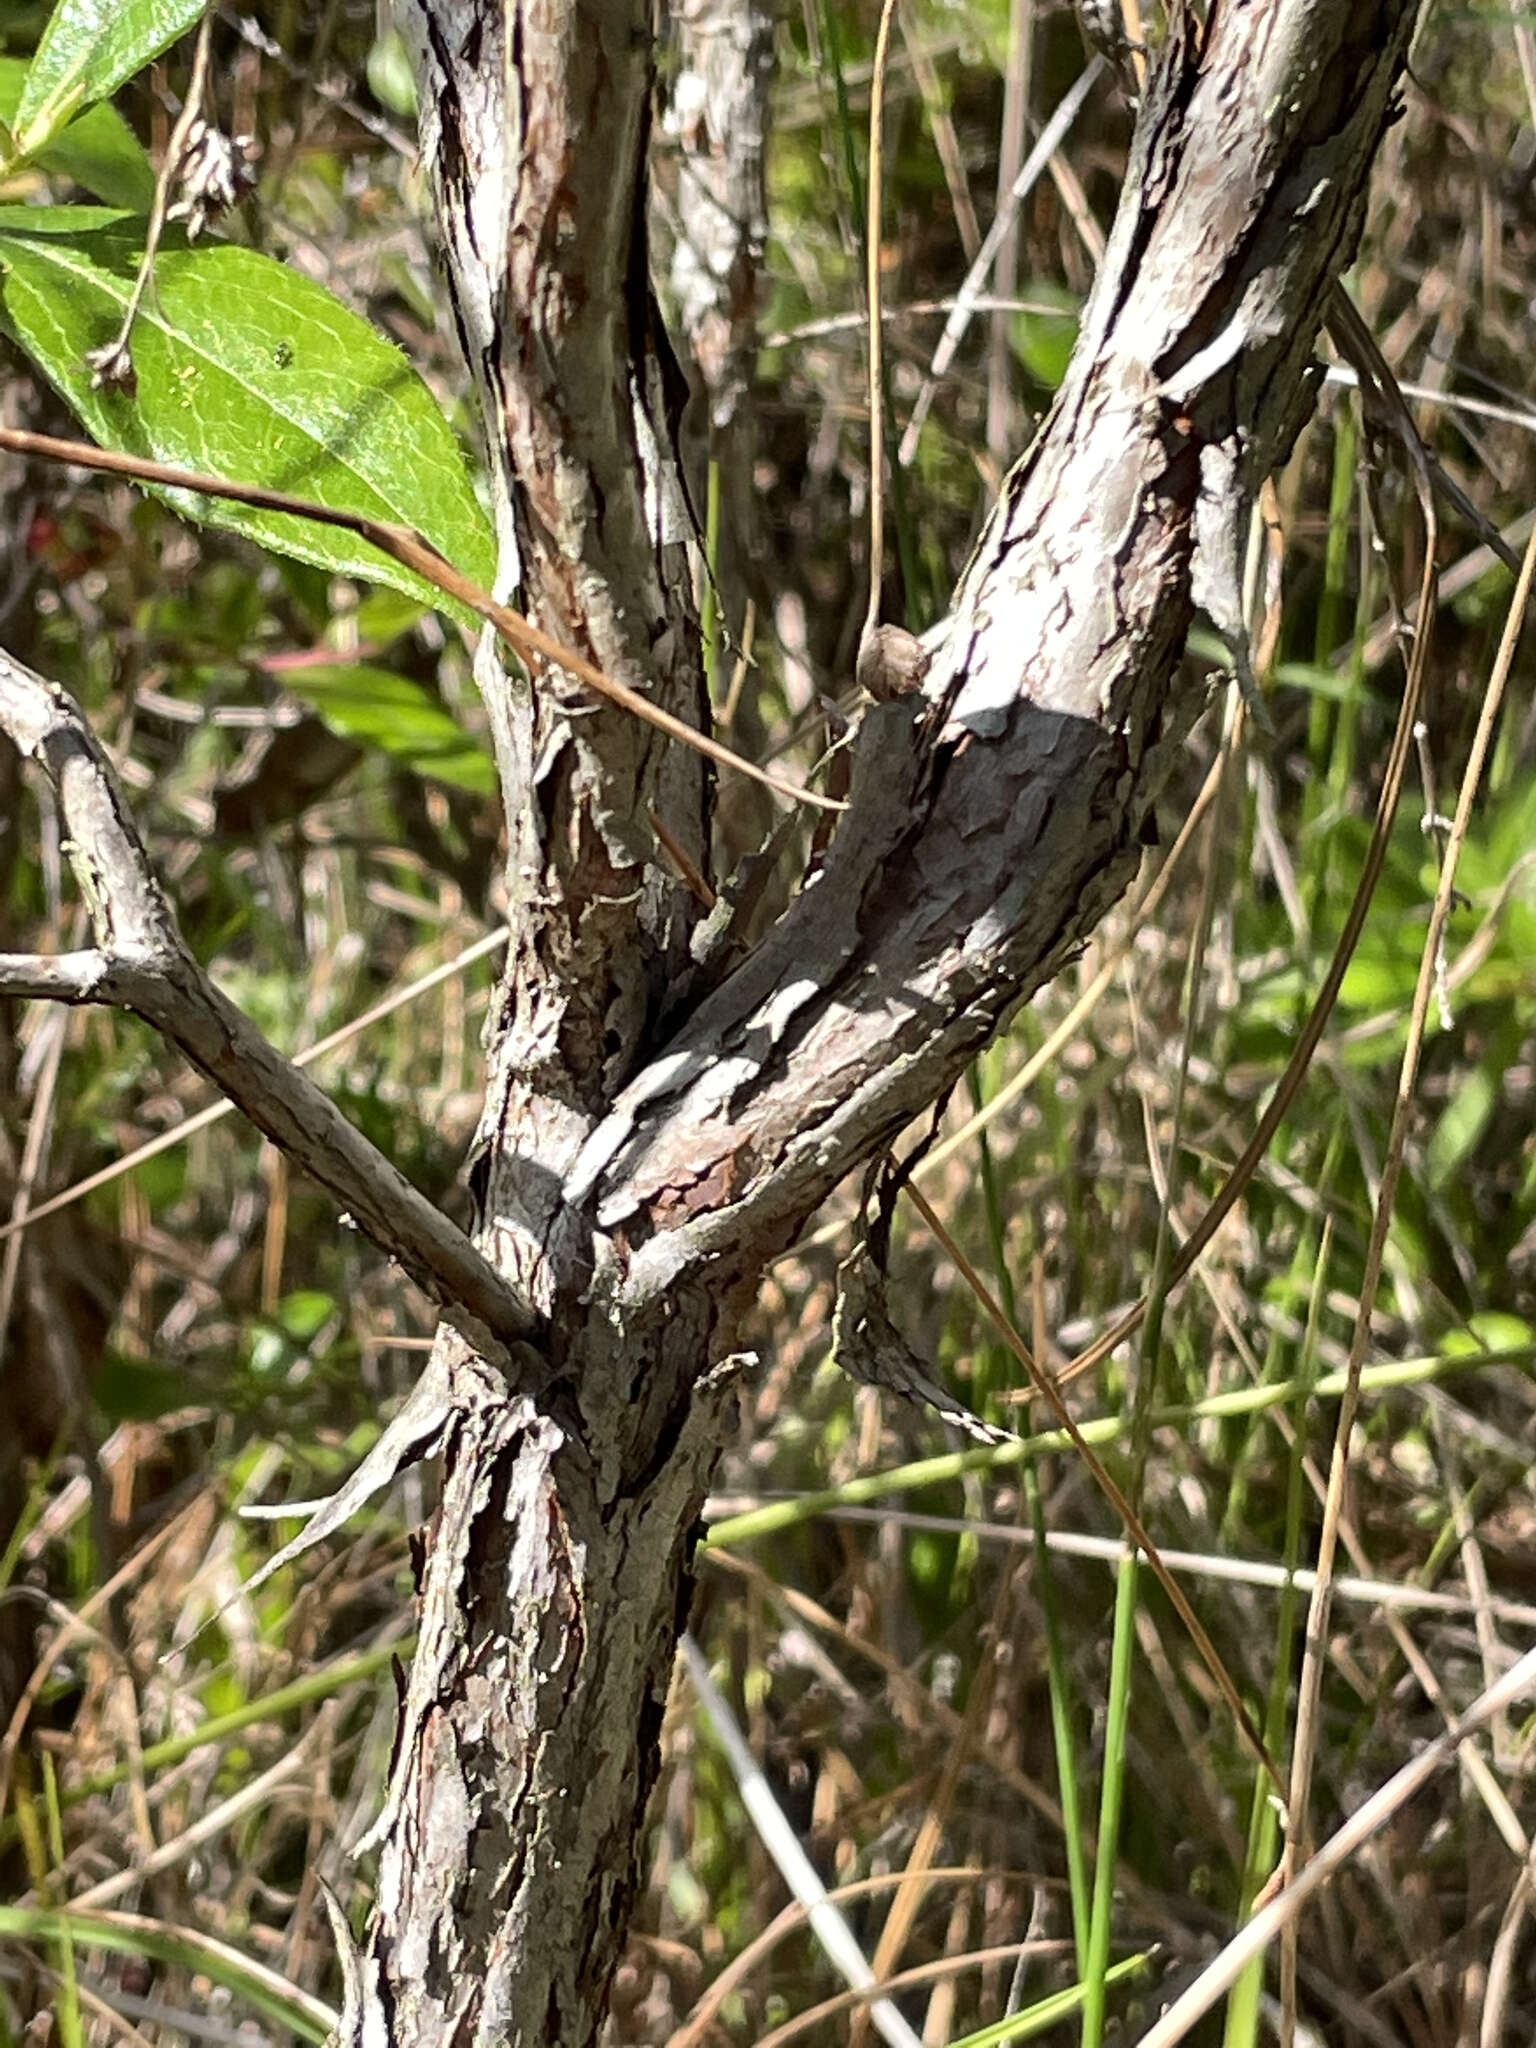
[856, 623, 930, 702]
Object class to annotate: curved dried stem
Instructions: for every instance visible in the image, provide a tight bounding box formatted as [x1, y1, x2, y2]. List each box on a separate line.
[0, 427, 842, 815]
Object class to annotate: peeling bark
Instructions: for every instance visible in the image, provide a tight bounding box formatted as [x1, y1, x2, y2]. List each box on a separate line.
[663, 0, 772, 428]
[328, 5, 1422, 2043]
[398, 0, 709, 1323]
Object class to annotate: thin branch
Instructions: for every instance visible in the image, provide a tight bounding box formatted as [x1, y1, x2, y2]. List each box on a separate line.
[0, 649, 533, 1359]
[0, 925, 511, 1249]
[0, 952, 115, 1002]
[0, 426, 842, 816]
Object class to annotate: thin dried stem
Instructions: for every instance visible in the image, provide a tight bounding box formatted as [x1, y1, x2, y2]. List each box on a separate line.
[861, 0, 901, 656]
[903, 1180, 1286, 1799]
[0, 427, 842, 815]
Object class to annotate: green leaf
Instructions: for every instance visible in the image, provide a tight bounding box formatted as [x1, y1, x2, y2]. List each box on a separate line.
[278, 1288, 337, 1341]
[289, 663, 496, 793]
[351, 587, 429, 647]
[0, 202, 127, 233]
[1008, 282, 1080, 391]
[1451, 1311, 1535, 1359]
[0, 218, 497, 623]
[0, 56, 154, 207]
[94, 1351, 190, 1422]
[366, 26, 418, 119]
[1425, 1065, 1496, 1190]
[8, 0, 203, 162]
[35, 100, 154, 207]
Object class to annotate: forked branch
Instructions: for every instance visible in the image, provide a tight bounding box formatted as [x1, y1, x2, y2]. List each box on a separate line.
[0, 648, 533, 1361]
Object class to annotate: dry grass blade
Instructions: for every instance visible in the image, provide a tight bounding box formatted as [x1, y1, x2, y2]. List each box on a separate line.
[903, 1180, 1285, 1799]
[666, 1869, 1016, 2048]
[705, 1547, 1069, 1832]
[0, 1002, 67, 1349]
[849, 1535, 1009, 2048]
[1279, 498, 1536, 2034]
[66, 1715, 327, 1910]
[681, 1634, 923, 2048]
[751, 1938, 1081, 2048]
[85, 10, 216, 390]
[897, 57, 1102, 467]
[1482, 1853, 1536, 2048]
[0, 1499, 209, 1820]
[1132, 1641, 1536, 2048]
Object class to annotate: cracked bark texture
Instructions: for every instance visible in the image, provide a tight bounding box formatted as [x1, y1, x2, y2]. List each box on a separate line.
[663, 0, 771, 426]
[340, 4, 1421, 2043]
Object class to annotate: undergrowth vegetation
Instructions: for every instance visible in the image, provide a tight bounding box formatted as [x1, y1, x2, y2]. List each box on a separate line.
[1, 0, 1533, 2043]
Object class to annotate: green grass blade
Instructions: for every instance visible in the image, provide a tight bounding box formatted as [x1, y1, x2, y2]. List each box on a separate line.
[943, 1949, 1152, 2048]
[1079, 1553, 1140, 2048]
[0, 1904, 333, 2040]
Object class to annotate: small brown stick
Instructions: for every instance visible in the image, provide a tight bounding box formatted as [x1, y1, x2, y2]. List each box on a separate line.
[855, 0, 932, 705]
[0, 426, 843, 815]
[647, 807, 717, 909]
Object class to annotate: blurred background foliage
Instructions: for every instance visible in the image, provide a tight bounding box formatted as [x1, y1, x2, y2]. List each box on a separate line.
[1, 0, 1534, 2042]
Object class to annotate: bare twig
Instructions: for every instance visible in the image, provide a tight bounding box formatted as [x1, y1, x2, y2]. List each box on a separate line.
[987, 0, 1034, 468]
[0, 924, 510, 1249]
[0, 648, 532, 1359]
[1325, 289, 1522, 575]
[0, 427, 842, 815]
